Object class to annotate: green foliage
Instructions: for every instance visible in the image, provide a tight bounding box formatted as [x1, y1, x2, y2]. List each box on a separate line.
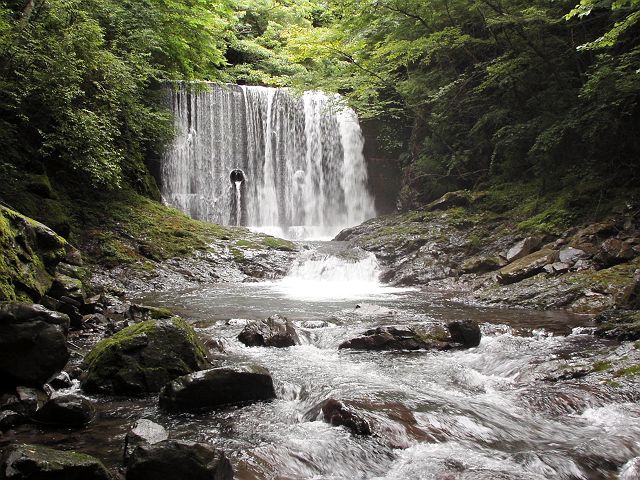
[0, 0, 234, 189]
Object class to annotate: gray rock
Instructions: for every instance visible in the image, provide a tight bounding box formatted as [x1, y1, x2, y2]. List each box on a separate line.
[0, 409, 24, 430]
[300, 320, 329, 329]
[81, 318, 210, 396]
[237, 314, 300, 347]
[558, 247, 588, 265]
[159, 365, 276, 411]
[48, 371, 73, 390]
[0, 443, 111, 480]
[338, 322, 481, 351]
[506, 237, 544, 262]
[497, 249, 556, 285]
[0, 311, 70, 387]
[33, 394, 95, 426]
[124, 419, 168, 463]
[126, 440, 233, 480]
[596, 238, 636, 267]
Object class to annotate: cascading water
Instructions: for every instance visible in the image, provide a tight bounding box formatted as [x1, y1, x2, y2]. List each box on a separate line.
[161, 83, 376, 240]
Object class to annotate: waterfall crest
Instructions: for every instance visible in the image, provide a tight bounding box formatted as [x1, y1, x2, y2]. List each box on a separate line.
[161, 83, 376, 240]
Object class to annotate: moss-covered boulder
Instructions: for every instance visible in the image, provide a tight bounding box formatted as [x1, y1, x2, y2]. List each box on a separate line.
[0, 206, 71, 302]
[0, 443, 111, 480]
[496, 249, 556, 285]
[81, 318, 210, 395]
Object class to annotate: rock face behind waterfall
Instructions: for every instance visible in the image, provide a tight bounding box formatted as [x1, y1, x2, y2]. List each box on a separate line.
[237, 315, 300, 347]
[161, 84, 376, 238]
[81, 318, 210, 395]
[339, 320, 481, 351]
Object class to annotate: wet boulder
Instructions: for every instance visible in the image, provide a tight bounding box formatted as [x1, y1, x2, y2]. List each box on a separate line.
[496, 249, 556, 285]
[124, 419, 168, 463]
[237, 314, 300, 347]
[593, 309, 640, 341]
[0, 303, 70, 388]
[320, 399, 372, 436]
[446, 320, 482, 348]
[126, 440, 233, 480]
[48, 371, 72, 390]
[81, 318, 210, 396]
[338, 321, 481, 351]
[33, 394, 95, 426]
[0, 443, 111, 480]
[159, 365, 276, 411]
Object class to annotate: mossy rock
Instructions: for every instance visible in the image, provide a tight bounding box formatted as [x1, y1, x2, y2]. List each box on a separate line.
[594, 310, 640, 341]
[81, 317, 210, 395]
[0, 205, 69, 302]
[0, 443, 111, 480]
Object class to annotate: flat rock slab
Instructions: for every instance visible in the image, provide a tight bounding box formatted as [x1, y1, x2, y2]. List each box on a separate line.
[159, 365, 276, 411]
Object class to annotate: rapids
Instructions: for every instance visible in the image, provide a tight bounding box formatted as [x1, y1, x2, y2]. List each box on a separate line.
[6, 243, 639, 480]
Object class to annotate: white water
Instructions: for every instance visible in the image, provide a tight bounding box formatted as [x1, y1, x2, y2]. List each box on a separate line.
[161, 84, 376, 240]
[273, 244, 412, 301]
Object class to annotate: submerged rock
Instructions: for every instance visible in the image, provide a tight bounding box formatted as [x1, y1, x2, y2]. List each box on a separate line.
[338, 321, 481, 351]
[0, 409, 24, 431]
[124, 419, 168, 463]
[126, 440, 233, 480]
[237, 314, 300, 347]
[159, 365, 276, 411]
[81, 317, 210, 395]
[0, 443, 111, 480]
[0, 303, 70, 388]
[33, 394, 95, 426]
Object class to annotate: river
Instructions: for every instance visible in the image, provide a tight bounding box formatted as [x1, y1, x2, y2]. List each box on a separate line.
[8, 241, 640, 479]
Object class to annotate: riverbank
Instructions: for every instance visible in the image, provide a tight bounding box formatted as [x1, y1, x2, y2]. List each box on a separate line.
[337, 187, 640, 316]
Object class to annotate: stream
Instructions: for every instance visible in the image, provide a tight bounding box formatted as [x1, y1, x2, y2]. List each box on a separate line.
[5, 242, 640, 479]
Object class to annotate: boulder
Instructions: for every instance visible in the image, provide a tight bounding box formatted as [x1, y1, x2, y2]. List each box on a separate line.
[33, 394, 95, 426]
[300, 320, 329, 329]
[446, 320, 482, 348]
[0, 443, 111, 480]
[0, 410, 24, 431]
[496, 249, 556, 285]
[461, 256, 505, 274]
[48, 371, 72, 390]
[126, 440, 233, 480]
[338, 322, 481, 351]
[596, 238, 635, 267]
[48, 273, 85, 304]
[237, 315, 300, 347]
[124, 419, 168, 463]
[81, 318, 210, 396]
[15, 386, 48, 415]
[320, 399, 372, 436]
[159, 365, 276, 411]
[544, 262, 571, 275]
[0, 304, 70, 388]
[40, 295, 83, 329]
[593, 309, 640, 341]
[557, 247, 589, 265]
[506, 237, 545, 262]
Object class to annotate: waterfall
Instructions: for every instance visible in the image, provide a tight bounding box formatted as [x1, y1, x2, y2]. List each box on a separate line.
[161, 83, 376, 240]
